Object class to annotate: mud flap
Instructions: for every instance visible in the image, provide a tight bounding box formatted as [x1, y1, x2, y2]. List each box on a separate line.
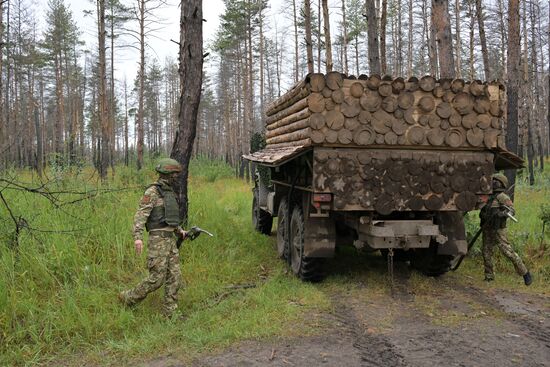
[436, 212, 467, 256]
[303, 216, 336, 258]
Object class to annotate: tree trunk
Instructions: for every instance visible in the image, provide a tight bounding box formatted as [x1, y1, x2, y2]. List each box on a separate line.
[475, 0, 490, 80]
[342, 0, 348, 74]
[137, 0, 145, 170]
[293, 0, 299, 82]
[432, 0, 455, 78]
[304, 0, 314, 73]
[505, 0, 520, 199]
[454, 0, 462, 77]
[322, 0, 332, 73]
[97, 0, 109, 179]
[429, 2, 439, 76]
[171, 0, 203, 223]
[380, 0, 387, 74]
[259, 2, 265, 128]
[365, 0, 381, 74]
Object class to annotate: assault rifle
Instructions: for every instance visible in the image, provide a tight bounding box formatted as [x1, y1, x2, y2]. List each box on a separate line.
[176, 226, 214, 249]
[451, 183, 515, 271]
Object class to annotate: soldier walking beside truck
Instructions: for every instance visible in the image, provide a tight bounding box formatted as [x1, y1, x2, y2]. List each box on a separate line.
[480, 173, 532, 286]
[119, 158, 188, 317]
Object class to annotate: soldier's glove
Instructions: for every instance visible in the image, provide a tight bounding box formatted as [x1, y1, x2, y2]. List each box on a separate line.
[175, 227, 188, 239]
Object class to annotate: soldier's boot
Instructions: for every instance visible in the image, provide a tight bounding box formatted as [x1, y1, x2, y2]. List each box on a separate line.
[161, 303, 179, 319]
[523, 272, 533, 286]
[118, 290, 139, 307]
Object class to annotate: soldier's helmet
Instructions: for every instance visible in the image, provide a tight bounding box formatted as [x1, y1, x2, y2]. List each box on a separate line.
[492, 173, 508, 190]
[155, 158, 182, 174]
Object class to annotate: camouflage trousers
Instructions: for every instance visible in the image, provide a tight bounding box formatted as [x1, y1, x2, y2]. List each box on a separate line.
[121, 232, 181, 316]
[482, 227, 527, 279]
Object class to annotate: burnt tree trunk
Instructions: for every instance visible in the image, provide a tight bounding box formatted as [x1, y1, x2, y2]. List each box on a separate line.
[171, 0, 203, 223]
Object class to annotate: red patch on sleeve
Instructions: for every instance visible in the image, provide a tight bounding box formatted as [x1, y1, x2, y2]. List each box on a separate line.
[141, 195, 151, 204]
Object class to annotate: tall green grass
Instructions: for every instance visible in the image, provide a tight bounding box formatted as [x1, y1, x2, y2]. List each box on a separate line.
[1, 158, 549, 365]
[0, 161, 328, 366]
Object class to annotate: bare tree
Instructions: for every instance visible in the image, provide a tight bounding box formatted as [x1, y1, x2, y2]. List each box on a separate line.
[322, 0, 333, 72]
[170, 0, 203, 222]
[365, 0, 381, 74]
[505, 0, 520, 198]
[304, 0, 314, 73]
[432, 0, 455, 78]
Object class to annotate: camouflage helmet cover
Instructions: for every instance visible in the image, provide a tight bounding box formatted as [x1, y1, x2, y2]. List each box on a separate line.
[155, 158, 182, 174]
[492, 173, 508, 189]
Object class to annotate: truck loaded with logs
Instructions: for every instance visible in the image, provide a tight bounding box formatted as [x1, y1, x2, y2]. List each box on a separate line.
[244, 72, 523, 281]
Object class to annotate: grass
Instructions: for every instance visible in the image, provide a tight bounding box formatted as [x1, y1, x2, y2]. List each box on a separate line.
[1, 158, 549, 366]
[0, 161, 329, 366]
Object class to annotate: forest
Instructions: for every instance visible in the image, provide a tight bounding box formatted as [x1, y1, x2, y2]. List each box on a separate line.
[0, 0, 549, 366]
[0, 0, 547, 178]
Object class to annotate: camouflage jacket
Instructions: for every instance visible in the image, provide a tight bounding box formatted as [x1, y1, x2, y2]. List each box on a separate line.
[133, 178, 173, 241]
[480, 192, 515, 228]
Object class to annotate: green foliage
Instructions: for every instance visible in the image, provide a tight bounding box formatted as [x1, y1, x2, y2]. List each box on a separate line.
[0, 162, 328, 365]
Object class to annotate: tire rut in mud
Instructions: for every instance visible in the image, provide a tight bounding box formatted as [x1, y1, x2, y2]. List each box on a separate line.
[443, 280, 550, 348]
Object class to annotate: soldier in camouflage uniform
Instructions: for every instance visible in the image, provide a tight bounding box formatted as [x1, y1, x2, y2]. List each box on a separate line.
[119, 158, 188, 316]
[480, 173, 532, 286]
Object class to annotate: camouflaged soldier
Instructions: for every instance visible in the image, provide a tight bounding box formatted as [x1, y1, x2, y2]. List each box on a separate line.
[119, 158, 187, 316]
[480, 173, 532, 286]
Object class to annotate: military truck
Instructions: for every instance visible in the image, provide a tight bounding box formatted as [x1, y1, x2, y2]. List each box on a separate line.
[244, 72, 522, 281]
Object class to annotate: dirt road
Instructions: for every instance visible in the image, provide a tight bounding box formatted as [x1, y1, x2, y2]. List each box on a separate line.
[144, 255, 549, 367]
[188, 262, 549, 367]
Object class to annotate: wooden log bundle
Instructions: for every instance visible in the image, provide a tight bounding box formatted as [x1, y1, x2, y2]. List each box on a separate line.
[264, 73, 507, 150]
[313, 149, 494, 212]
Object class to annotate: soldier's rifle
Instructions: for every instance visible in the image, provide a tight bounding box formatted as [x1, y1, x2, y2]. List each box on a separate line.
[451, 183, 515, 271]
[176, 226, 214, 249]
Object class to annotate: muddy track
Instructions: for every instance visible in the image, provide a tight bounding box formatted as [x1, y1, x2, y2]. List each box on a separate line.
[146, 262, 549, 367]
[330, 295, 407, 367]
[446, 279, 550, 349]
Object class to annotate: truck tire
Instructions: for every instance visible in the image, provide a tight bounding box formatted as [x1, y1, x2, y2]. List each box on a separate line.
[276, 197, 289, 259]
[410, 242, 453, 277]
[289, 206, 323, 282]
[252, 188, 273, 235]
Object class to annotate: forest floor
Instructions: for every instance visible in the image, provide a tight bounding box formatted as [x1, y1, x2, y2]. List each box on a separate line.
[141, 253, 550, 367]
[1, 159, 549, 366]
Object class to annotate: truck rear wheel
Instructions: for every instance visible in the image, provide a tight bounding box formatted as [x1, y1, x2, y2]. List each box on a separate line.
[410, 242, 453, 277]
[289, 206, 323, 282]
[252, 188, 273, 235]
[276, 197, 289, 259]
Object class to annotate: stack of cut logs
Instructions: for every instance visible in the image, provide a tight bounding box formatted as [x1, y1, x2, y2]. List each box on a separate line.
[313, 149, 494, 213]
[265, 72, 506, 150]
